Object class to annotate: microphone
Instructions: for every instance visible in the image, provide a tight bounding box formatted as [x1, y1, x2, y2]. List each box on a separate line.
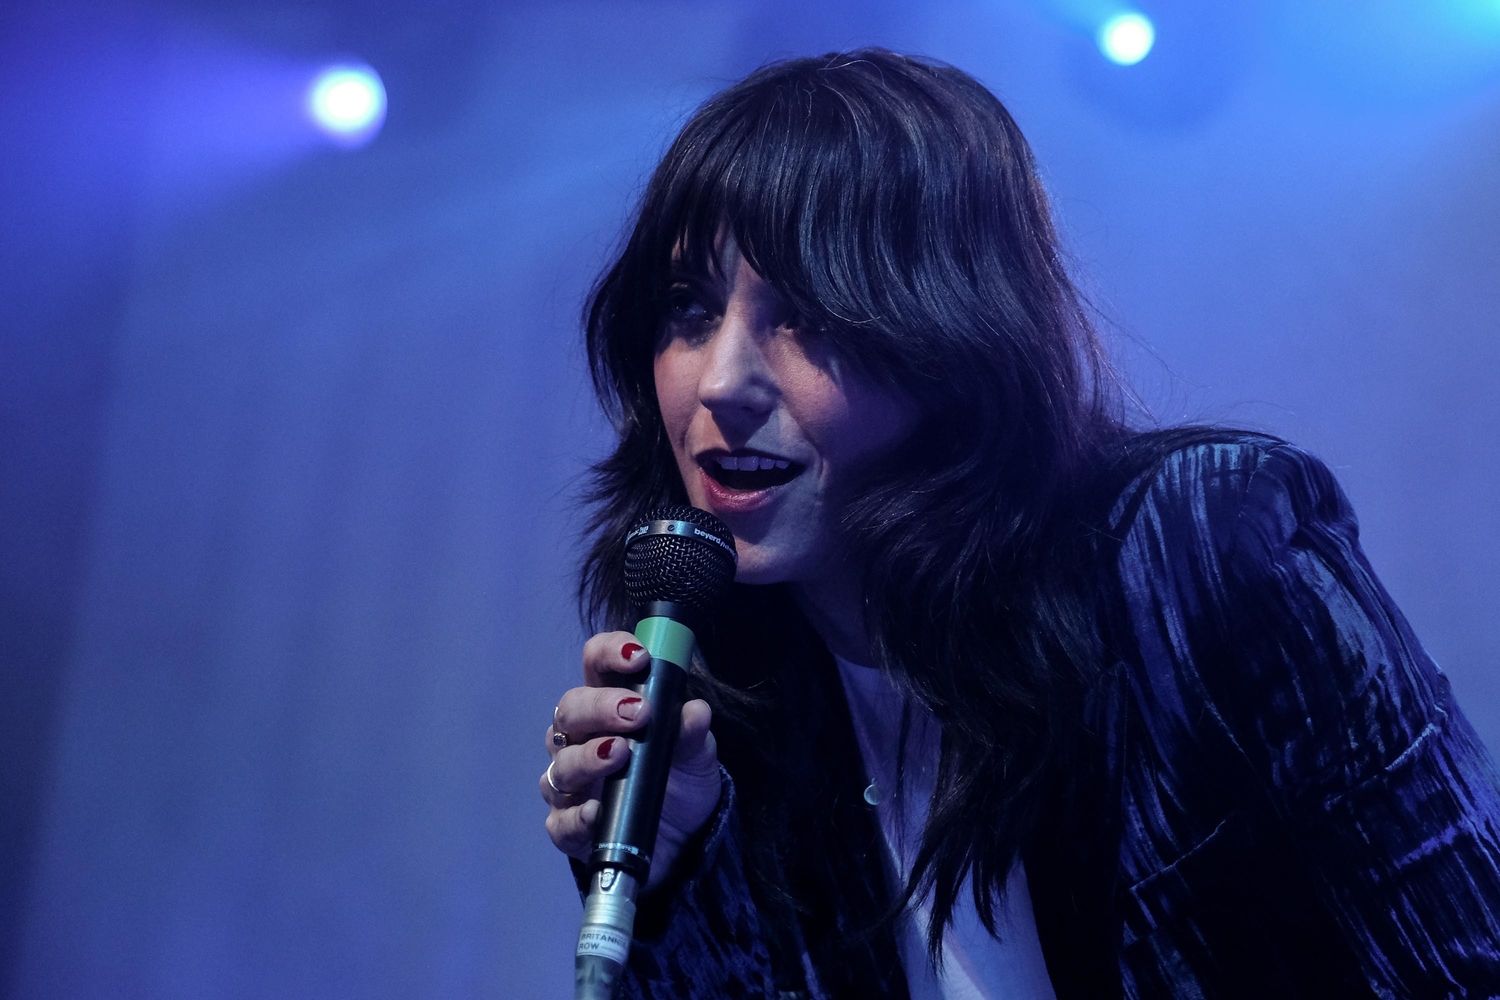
[574, 505, 737, 1000]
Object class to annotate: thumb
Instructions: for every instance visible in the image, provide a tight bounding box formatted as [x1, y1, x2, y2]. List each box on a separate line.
[673, 699, 717, 775]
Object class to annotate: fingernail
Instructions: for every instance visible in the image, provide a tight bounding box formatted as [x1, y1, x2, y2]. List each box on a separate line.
[622, 642, 645, 661]
[618, 697, 642, 721]
[597, 738, 617, 759]
[582, 800, 599, 823]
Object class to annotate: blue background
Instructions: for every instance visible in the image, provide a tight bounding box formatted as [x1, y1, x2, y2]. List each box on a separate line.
[2, 0, 1497, 996]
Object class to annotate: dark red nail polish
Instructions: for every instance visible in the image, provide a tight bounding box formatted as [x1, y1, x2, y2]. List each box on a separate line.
[597, 738, 617, 759]
[622, 642, 645, 660]
[618, 697, 642, 721]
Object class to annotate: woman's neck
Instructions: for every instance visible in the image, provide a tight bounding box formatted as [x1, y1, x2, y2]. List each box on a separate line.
[789, 567, 874, 667]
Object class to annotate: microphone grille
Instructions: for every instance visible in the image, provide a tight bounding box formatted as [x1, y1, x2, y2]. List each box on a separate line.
[623, 505, 737, 614]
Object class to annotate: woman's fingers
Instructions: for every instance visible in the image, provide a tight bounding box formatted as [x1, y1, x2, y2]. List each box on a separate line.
[551, 686, 651, 754]
[541, 732, 632, 861]
[582, 631, 651, 687]
[539, 735, 632, 807]
[545, 799, 602, 860]
[551, 633, 652, 752]
[543, 633, 723, 879]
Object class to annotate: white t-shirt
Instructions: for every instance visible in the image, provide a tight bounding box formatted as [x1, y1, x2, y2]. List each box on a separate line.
[834, 656, 1057, 1000]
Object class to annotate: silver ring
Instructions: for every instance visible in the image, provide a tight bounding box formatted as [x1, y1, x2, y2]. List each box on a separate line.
[551, 729, 568, 749]
[545, 760, 564, 795]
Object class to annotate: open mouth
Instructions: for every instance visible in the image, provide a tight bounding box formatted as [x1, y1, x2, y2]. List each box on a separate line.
[701, 452, 805, 491]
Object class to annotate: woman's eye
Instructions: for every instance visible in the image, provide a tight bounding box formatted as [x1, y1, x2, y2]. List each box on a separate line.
[783, 309, 829, 342]
[660, 285, 716, 340]
[666, 289, 707, 320]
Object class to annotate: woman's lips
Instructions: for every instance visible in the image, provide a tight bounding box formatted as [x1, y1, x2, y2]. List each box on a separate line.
[696, 464, 793, 514]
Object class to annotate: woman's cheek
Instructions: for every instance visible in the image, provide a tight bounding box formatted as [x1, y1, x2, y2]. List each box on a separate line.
[654, 354, 700, 471]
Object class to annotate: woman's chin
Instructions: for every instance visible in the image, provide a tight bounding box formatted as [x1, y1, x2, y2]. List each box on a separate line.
[731, 560, 784, 586]
[729, 547, 801, 587]
[729, 542, 829, 588]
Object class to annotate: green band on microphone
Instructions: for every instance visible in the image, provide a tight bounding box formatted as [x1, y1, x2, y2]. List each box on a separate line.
[633, 617, 696, 671]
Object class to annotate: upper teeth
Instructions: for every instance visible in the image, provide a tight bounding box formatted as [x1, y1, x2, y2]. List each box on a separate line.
[716, 455, 791, 471]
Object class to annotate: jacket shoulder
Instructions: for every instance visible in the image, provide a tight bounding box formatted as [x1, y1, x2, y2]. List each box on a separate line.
[1102, 432, 1352, 565]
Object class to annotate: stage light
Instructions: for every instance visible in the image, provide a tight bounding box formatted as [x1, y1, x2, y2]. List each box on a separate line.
[308, 65, 386, 144]
[1098, 12, 1156, 66]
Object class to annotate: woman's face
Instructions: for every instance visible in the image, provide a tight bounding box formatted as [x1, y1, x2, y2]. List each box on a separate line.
[654, 239, 916, 585]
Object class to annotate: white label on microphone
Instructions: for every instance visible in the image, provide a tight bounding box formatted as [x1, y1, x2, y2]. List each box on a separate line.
[577, 925, 631, 966]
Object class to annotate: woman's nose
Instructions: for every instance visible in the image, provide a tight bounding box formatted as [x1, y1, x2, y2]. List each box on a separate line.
[697, 314, 776, 424]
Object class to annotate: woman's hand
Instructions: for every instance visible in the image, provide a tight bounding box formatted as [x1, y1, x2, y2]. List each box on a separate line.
[541, 631, 721, 891]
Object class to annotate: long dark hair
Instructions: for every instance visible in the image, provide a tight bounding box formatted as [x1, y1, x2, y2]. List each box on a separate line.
[579, 48, 1188, 971]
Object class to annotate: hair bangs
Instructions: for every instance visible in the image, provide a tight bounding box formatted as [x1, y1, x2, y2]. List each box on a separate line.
[640, 67, 914, 382]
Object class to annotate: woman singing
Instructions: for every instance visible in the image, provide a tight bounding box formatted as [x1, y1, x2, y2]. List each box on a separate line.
[539, 48, 1500, 998]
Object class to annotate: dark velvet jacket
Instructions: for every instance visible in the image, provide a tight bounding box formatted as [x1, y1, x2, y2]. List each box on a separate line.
[603, 439, 1500, 998]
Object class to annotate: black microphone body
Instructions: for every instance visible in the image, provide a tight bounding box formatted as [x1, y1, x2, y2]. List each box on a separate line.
[589, 601, 696, 879]
[574, 508, 736, 1000]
